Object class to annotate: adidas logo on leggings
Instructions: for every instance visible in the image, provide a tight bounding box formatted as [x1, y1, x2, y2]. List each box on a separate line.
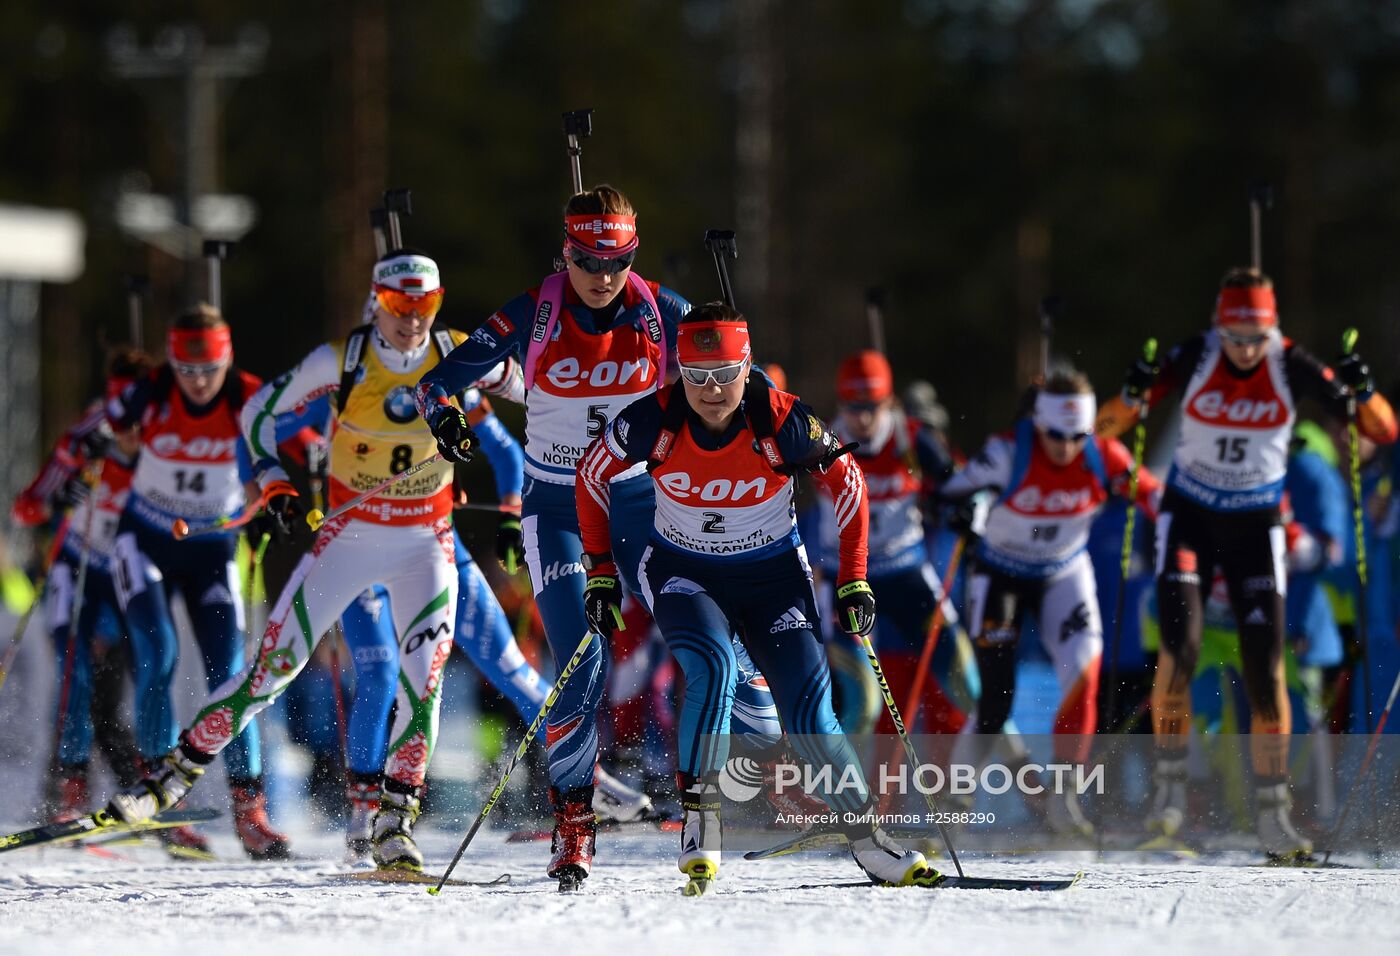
[770, 607, 813, 633]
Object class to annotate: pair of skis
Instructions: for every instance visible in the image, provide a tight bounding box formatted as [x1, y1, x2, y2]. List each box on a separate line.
[733, 826, 1081, 892]
[0, 807, 220, 855]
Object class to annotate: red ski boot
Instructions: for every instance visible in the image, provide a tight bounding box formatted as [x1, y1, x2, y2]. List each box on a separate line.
[231, 779, 291, 860]
[548, 787, 596, 891]
[49, 765, 90, 823]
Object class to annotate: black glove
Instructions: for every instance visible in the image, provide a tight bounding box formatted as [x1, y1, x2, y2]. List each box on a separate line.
[496, 517, 524, 574]
[250, 481, 304, 546]
[943, 496, 981, 541]
[429, 408, 477, 464]
[835, 581, 877, 637]
[54, 475, 92, 511]
[1122, 354, 1160, 403]
[583, 571, 625, 638]
[78, 424, 115, 461]
[1336, 352, 1375, 401]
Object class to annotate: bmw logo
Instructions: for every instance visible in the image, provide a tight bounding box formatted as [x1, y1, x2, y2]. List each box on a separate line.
[383, 384, 418, 424]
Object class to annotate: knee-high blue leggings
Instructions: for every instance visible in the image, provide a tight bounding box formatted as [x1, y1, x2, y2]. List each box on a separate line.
[641, 542, 865, 812]
[47, 555, 126, 767]
[113, 515, 260, 779]
[522, 476, 779, 792]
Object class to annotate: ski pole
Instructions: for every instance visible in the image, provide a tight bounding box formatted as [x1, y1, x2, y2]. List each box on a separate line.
[856, 632, 965, 878]
[1104, 337, 1158, 730]
[876, 538, 965, 814]
[384, 189, 412, 249]
[453, 500, 522, 515]
[1340, 327, 1374, 735]
[903, 538, 966, 722]
[429, 630, 596, 896]
[171, 489, 273, 541]
[305, 453, 446, 531]
[0, 516, 73, 695]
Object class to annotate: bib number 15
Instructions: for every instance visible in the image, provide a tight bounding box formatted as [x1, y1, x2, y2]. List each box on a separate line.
[1214, 436, 1248, 464]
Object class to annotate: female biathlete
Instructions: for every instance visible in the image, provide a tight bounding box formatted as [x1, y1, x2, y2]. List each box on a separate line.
[576, 304, 938, 889]
[418, 186, 778, 886]
[941, 370, 1160, 837]
[105, 250, 510, 872]
[11, 350, 153, 820]
[1098, 267, 1397, 858]
[827, 349, 963, 737]
[105, 307, 287, 859]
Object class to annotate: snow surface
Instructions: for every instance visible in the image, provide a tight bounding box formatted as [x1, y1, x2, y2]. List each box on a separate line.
[3, 824, 1399, 956]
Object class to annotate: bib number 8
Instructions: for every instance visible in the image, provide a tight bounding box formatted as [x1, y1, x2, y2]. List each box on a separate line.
[390, 444, 414, 474]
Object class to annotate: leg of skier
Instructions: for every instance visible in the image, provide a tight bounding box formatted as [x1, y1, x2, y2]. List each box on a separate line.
[338, 586, 398, 861]
[1149, 506, 1208, 837]
[1222, 519, 1311, 858]
[106, 518, 394, 845]
[372, 516, 458, 872]
[44, 559, 97, 821]
[182, 547, 288, 859]
[1037, 552, 1103, 837]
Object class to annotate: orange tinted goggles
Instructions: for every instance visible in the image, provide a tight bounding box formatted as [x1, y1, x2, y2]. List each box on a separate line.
[374, 284, 444, 320]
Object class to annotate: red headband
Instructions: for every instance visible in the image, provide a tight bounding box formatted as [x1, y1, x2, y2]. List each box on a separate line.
[678, 322, 751, 366]
[564, 213, 639, 256]
[1215, 286, 1277, 327]
[168, 326, 233, 365]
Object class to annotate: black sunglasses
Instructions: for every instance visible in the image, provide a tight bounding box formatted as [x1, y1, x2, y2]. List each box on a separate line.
[1044, 427, 1091, 443]
[568, 246, 636, 276]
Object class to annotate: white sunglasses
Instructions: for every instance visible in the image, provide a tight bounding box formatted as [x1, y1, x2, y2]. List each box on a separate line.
[678, 360, 748, 387]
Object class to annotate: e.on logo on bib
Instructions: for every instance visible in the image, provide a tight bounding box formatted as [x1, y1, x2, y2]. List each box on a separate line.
[659, 472, 768, 503]
[1009, 485, 1092, 514]
[544, 357, 651, 391]
[150, 434, 238, 460]
[1187, 390, 1285, 428]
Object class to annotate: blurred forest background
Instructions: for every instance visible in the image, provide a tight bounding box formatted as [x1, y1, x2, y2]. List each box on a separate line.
[5, 0, 1400, 471]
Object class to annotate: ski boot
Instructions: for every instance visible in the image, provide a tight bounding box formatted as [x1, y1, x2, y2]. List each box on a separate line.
[231, 778, 291, 860]
[847, 813, 941, 886]
[372, 783, 424, 872]
[594, 764, 654, 824]
[725, 749, 829, 831]
[107, 746, 206, 823]
[1256, 782, 1313, 862]
[548, 786, 596, 892]
[1144, 755, 1188, 838]
[345, 773, 380, 864]
[48, 764, 90, 824]
[1046, 787, 1095, 840]
[678, 773, 721, 897]
[110, 749, 212, 859]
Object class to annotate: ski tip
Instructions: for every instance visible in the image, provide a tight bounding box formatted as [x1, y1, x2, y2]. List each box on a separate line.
[172, 519, 190, 540]
[305, 508, 326, 531]
[1342, 327, 1359, 355]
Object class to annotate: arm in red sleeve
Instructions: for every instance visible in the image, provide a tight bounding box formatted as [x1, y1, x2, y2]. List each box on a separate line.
[1359, 391, 1398, 445]
[575, 435, 636, 563]
[1101, 436, 1162, 521]
[810, 453, 869, 584]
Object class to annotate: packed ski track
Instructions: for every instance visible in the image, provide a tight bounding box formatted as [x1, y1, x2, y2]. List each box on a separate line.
[2, 823, 1398, 956]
